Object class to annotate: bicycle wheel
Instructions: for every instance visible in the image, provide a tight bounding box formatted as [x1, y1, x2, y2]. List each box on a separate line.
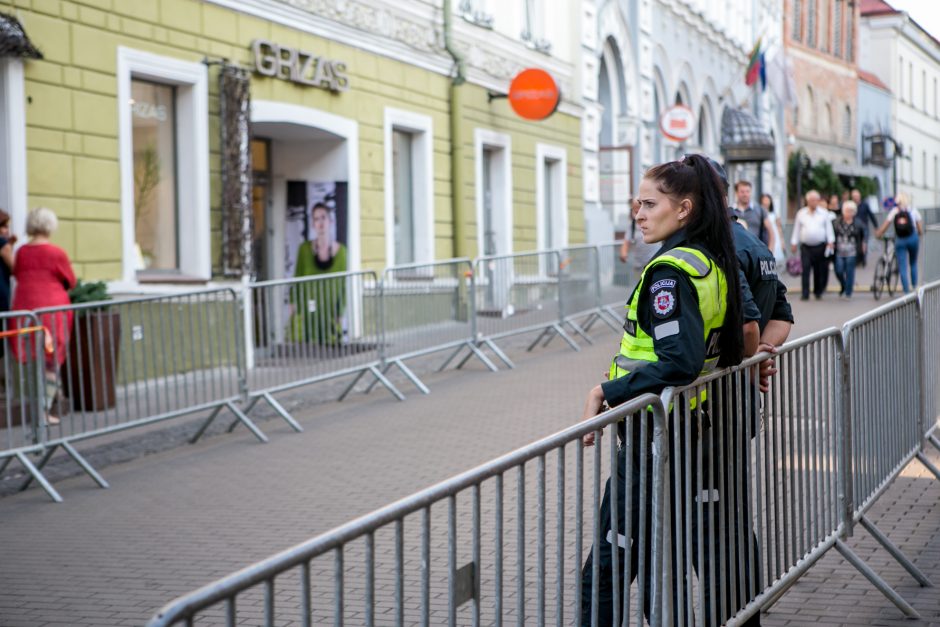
[887, 256, 900, 296]
[873, 258, 886, 300]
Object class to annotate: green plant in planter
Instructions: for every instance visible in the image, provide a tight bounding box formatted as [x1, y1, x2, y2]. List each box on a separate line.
[68, 279, 111, 308]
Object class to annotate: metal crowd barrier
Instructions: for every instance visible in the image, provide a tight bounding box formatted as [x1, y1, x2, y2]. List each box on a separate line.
[920, 282, 940, 453]
[14, 289, 255, 503]
[661, 329, 848, 625]
[596, 241, 638, 328]
[374, 259, 497, 395]
[558, 245, 615, 341]
[0, 312, 56, 497]
[148, 394, 669, 627]
[472, 250, 581, 364]
[242, 271, 404, 426]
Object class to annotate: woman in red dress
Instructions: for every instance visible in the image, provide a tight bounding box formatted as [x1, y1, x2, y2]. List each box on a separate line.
[12, 207, 77, 425]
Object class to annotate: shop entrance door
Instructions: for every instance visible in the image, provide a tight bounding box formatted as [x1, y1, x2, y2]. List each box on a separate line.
[251, 137, 272, 280]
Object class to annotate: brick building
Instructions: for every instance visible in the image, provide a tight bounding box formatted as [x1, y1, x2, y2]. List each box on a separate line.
[784, 0, 861, 212]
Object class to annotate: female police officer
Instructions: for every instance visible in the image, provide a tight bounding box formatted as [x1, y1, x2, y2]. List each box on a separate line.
[579, 153, 746, 626]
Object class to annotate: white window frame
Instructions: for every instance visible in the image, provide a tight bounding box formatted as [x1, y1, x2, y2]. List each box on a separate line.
[474, 129, 513, 257]
[383, 108, 434, 267]
[117, 47, 210, 285]
[0, 58, 28, 242]
[535, 143, 568, 251]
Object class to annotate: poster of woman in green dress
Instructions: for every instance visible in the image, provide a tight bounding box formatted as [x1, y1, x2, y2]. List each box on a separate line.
[287, 181, 348, 345]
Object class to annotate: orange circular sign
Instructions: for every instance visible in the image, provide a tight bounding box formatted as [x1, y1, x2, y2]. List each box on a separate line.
[508, 69, 561, 121]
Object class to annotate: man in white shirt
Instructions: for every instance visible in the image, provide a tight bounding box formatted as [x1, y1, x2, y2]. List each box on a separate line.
[790, 190, 835, 300]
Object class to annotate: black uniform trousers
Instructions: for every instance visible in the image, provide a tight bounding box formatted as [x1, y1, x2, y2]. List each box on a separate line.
[580, 401, 761, 626]
[800, 243, 829, 299]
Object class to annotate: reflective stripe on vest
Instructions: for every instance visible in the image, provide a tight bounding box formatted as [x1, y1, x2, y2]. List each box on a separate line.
[609, 247, 728, 405]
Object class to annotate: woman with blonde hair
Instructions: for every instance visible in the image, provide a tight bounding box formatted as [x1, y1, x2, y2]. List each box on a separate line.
[11, 207, 77, 425]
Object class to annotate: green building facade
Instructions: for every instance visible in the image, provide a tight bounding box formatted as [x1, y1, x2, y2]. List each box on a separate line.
[0, 0, 584, 289]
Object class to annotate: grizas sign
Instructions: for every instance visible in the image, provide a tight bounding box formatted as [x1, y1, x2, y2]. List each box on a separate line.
[251, 39, 349, 92]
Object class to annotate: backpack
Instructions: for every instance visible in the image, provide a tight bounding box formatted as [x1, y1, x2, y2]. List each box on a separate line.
[894, 210, 914, 237]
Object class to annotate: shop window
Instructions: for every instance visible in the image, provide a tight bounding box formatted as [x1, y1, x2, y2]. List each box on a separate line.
[536, 144, 567, 252]
[392, 130, 415, 265]
[521, 0, 551, 53]
[118, 48, 209, 284]
[384, 108, 434, 267]
[131, 79, 179, 272]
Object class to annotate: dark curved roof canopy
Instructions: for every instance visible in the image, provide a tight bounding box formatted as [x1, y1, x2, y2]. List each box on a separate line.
[720, 107, 774, 162]
[1, 12, 42, 60]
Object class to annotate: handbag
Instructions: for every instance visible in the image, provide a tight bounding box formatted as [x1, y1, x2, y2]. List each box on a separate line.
[786, 256, 802, 277]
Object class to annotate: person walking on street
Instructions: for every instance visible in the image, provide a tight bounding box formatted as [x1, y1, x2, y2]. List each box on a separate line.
[834, 201, 863, 299]
[731, 180, 776, 252]
[759, 193, 787, 265]
[875, 193, 923, 294]
[790, 190, 835, 300]
[579, 154, 750, 626]
[851, 189, 878, 266]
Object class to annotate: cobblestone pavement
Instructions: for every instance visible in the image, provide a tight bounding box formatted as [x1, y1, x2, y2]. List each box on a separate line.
[1, 287, 938, 626]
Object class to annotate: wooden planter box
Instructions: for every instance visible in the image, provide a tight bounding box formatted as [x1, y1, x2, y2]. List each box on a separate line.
[64, 310, 121, 412]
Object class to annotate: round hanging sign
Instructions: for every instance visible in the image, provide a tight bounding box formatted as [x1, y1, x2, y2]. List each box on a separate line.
[508, 69, 561, 121]
[659, 105, 696, 142]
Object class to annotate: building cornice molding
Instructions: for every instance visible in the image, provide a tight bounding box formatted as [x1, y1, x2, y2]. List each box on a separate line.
[207, 0, 579, 109]
[657, 0, 750, 59]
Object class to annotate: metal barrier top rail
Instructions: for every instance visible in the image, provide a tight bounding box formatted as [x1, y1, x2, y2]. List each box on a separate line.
[146, 392, 666, 627]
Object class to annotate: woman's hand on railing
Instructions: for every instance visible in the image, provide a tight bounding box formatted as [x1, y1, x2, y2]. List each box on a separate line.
[581, 385, 606, 446]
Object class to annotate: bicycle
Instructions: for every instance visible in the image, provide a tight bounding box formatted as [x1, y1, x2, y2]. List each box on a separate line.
[871, 235, 899, 300]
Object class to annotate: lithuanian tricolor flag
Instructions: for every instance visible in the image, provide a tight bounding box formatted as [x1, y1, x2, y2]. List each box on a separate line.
[745, 38, 762, 87]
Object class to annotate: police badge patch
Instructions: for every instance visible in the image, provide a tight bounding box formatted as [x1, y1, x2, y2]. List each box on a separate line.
[651, 288, 677, 319]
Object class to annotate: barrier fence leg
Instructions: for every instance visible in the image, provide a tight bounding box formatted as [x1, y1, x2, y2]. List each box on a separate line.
[834, 539, 921, 619]
[223, 401, 269, 443]
[929, 434, 940, 455]
[0, 455, 14, 475]
[391, 359, 430, 395]
[61, 441, 109, 489]
[365, 365, 405, 402]
[915, 450, 940, 481]
[337, 369, 368, 402]
[465, 342, 499, 372]
[190, 405, 224, 444]
[362, 363, 393, 395]
[481, 339, 514, 369]
[436, 345, 465, 373]
[14, 451, 62, 503]
[859, 515, 933, 587]
[18, 445, 57, 493]
[564, 319, 595, 345]
[550, 323, 581, 352]
[259, 392, 303, 433]
[527, 327, 553, 352]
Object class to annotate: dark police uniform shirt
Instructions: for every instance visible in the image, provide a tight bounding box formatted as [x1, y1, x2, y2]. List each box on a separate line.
[732, 221, 793, 332]
[601, 228, 757, 408]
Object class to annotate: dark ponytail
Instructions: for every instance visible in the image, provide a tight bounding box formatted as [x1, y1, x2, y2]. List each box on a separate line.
[643, 154, 744, 366]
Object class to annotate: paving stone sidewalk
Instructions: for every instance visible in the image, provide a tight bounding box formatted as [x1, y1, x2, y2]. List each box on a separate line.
[1, 290, 937, 626]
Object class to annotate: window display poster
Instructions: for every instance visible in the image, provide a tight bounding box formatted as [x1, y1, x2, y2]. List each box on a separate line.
[284, 180, 349, 345]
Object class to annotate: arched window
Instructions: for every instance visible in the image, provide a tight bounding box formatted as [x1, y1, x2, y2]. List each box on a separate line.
[843, 105, 851, 140]
[792, 0, 802, 41]
[803, 86, 815, 131]
[698, 104, 707, 148]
